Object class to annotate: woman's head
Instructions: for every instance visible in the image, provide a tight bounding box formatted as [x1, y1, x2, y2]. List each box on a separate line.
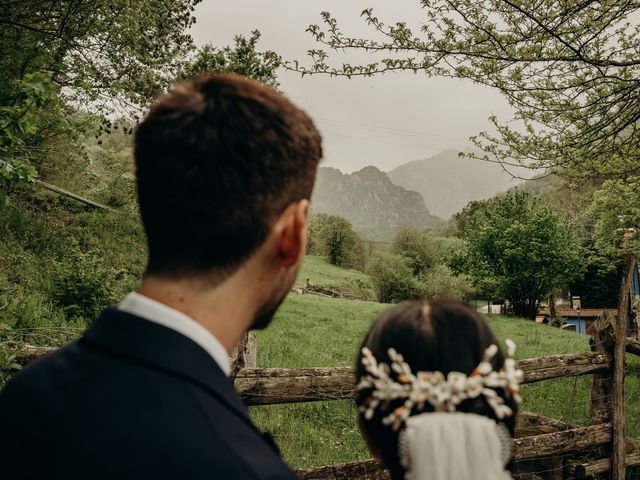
[355, 299, 519, 479]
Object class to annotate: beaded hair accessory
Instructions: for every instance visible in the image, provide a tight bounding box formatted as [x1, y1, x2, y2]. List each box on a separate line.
[357, 340, 524, 431]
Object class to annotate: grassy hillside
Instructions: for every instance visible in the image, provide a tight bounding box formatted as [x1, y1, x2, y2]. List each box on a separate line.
[296, 256, 375, 301]
[253, 292, 640, 469]
[0, 197, 144, 330]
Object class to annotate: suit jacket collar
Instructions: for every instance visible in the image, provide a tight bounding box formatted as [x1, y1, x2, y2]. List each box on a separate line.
[83, 307, 251, 427]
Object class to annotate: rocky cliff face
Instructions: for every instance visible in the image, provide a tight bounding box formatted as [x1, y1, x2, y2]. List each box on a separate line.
[311, 166, 440, 240]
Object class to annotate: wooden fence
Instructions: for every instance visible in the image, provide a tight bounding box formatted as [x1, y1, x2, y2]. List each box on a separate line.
[229, 317, 640, 480]
[10, 318, 640, 480]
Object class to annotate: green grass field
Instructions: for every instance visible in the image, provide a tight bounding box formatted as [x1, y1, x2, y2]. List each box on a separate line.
[251, 257, 640, 469]
[296, 255, 376, 300]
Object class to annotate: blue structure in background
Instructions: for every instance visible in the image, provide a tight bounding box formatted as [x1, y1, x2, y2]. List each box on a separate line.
[633, 260, 640, 305]
[539, 261, 640, 335]
[564, 316, 587, 334]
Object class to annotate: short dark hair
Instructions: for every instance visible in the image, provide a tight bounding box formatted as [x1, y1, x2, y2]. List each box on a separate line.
[134, 73, 322, 279]
[355, 299, 518, 480]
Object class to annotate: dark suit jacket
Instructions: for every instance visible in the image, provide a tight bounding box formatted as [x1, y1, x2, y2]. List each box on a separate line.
[0, 308, 296, 480]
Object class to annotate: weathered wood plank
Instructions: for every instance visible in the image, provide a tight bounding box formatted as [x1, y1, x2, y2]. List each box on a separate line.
[627, 336, 640, 356]
[589, 317, 614, 425]
[567, 451, 640, 478]
[514, 413, 573, 480]
[12, 345, 612, 405]
[513, 423, 612, 461]
[517, 352, 611, 385]
[515, 411, 573, 438]
[294, 424, 613, 480]
[236, 367, 355, 405]
[235, 352, 610, 405]
[36, 179, 113, 210]
[296, 459, 389, 480]
[7, 342, 57, 363]
[230, 331, 257, 379]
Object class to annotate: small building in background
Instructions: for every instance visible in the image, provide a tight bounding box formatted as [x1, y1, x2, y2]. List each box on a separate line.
[537, 258, 640, 336]
[538, 308, 618, 334]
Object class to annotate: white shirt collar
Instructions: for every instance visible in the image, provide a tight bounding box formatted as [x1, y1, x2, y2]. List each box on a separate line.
[119, 292, 231, 376]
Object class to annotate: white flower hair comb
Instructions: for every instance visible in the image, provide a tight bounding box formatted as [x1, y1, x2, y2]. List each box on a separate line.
[357, 340, 524, 430]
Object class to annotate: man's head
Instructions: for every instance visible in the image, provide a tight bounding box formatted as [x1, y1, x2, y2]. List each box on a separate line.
[134, 73, 322, 329]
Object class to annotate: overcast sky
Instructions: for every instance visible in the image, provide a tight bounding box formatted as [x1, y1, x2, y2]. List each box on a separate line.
[189, 1, 515, 173]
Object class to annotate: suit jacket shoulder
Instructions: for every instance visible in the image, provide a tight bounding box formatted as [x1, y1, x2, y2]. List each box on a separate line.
[0, 308, 295, 480]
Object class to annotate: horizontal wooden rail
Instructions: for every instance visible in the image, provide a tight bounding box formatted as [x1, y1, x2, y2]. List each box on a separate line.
[235, 352, 611, 405]
[628, 337, 640, 356]
[36, 179, 113, 210]
[517, 351, 611, 384]
[295, 424, 613, 479]
[514, 423, 612, 461]
[568, 451, 640, 478]
[236, 367, 354, 405]
[11, 345, 611, 405]
[515, 411, 573, 437]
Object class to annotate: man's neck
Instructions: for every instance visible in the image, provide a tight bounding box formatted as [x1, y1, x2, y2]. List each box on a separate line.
[138, 272, 259, 354]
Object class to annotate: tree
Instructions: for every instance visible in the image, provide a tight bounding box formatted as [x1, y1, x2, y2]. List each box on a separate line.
[591, 177, 640, 257]
[308, 213, 359, 267]
[569, 246, 623, 308]
[496, 170, 628, 309]
[178, 31, 281, 88]
[1, 2, 281, 202]
[294, 2, 640, 180]
[454, 201, 487, 238]
[452, 191, 583, 318]
[365, 251, 421, 303]
[392, 226, 465, 275]
[1, 1, 201, 114]
[0, 73, 56, 204]
[392, 227, 438, 276]
[0, 1, 201, 200]
[422, 264, 474, 302]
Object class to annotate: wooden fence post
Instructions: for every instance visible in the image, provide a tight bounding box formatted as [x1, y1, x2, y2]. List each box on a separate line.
[611, 251, 635, 479]
[589, 315, 614, 425]
[230, 331, 257, 379]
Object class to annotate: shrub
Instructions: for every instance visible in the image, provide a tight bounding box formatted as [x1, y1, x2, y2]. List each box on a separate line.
[50, 253, 125, 322]
[392, 227, 438, 275]
[421, 264, 475, 301]
[365, 251, 421, 303]
[392, 227, 466, 276]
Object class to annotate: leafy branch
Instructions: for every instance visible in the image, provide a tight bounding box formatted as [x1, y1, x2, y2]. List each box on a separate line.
[290, 1, 640, 180]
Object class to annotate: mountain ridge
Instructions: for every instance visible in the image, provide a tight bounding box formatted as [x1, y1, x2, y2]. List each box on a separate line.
[311, 165, 440, 240]
[388, 149, 524, 218]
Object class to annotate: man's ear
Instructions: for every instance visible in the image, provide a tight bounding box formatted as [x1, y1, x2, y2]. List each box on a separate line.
[276, 200, 309, 268]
